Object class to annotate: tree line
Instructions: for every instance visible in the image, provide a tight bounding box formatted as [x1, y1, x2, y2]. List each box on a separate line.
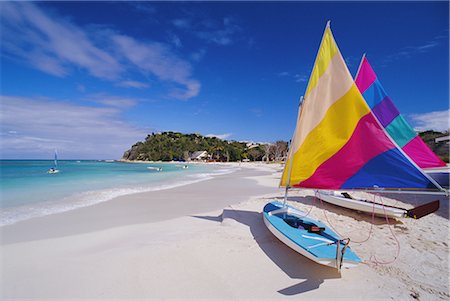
[122, 132, 288, 162]
[122, 130, 448, 163]
[418, 130, 449, 162]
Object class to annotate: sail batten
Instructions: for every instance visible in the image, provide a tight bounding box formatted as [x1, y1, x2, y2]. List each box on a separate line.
[280, 23, 443, 193]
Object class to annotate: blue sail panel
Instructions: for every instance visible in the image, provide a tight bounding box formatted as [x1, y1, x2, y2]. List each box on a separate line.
[341, 148, 435, 190]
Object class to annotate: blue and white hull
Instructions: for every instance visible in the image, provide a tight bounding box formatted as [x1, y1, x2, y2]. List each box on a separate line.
[263, 201, 361, 271]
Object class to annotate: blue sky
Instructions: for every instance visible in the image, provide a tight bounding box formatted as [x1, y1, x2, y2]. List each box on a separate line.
[1, 1, 448, 159]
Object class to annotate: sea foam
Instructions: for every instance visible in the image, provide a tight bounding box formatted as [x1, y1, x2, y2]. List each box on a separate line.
[1, 166, 237, 226]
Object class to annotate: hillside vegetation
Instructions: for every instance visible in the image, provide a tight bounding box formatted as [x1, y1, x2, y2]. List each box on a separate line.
[122, 132, 287, 162]
[122, 130, 448, 163]
[418, 130, 449, 162]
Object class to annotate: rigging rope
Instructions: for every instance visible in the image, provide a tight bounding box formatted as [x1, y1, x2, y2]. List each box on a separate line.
[296, 193, 316, 218]
[315, 190, 375, 244]
[367, 193, 400, 266]
[315, 191, 400, 265]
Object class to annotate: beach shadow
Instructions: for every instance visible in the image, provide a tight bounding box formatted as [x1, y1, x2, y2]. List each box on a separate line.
[277, 279, 324, 296]
[193, 209, 342, 296]
[270, 195, 402, 225]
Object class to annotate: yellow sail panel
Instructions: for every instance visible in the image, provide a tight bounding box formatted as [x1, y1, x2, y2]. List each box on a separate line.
[287, 85, 370, 185]
[281, 23, 442, 192]
[304, 26, 339, 98]
[290, 52, 354, 155]
[280, 157, 292, 186]
[280, 23, 365, 187]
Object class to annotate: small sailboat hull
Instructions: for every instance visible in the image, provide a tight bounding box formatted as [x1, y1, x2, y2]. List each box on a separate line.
[147, 166, 162, 171]
[48, 150, 60, 174]
[263, 201, 361, 270]
[317, 191, 406, 218]
[316, 191, 439, 219]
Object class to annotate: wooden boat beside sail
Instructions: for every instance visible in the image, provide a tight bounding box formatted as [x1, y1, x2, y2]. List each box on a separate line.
[263, 21, 447, 271]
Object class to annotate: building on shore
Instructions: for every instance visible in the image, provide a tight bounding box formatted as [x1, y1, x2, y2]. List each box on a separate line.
[190, 151, 208, 161]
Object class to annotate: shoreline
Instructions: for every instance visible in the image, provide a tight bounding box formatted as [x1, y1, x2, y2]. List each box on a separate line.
[0, 161, 242, 227]
[1, 163, 448, 299]
[1, 163, 281, 245]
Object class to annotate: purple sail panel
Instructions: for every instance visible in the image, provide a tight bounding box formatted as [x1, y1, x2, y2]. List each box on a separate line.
[355, 57, 446, 169]
[372, 96, 400, 128]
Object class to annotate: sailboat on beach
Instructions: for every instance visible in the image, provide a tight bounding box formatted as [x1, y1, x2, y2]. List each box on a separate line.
[317, 56, 448, 216]
[355, 55, 448, 187]
[263, 22, 447, 271]
[47, 150, 60, 174]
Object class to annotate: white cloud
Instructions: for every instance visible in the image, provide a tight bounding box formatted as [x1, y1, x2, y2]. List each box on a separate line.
[117, 81, 150, 89]
[172, 18, 191, 29]
[1, 2, 122, 80]
[0, 95, 148, 159]
[383, 34, 446, 64]
[129, 2, 156, 15]
[0, 2, 200, 100]
[113, 35, 200, 100]
[87, 94, 139, 108]
[77, 84, 86, 93]
[172, 15, 242, 46]
[277, 71, 309, 83]
[250, 108, 263, 118]
[294, 74, 309, 83]
[191, 49, 207, 62]
[167, 33, 183, 48]
[277, 72, 290, 77]
[409, 109, 449, 132]
[206, 133, 232, 140]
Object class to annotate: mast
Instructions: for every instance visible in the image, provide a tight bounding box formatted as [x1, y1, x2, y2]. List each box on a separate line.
[283, 96, 304, 206]
[54, 150, 58, 169]
[354, 53, 366, 80]
[281, 21, 332, 199]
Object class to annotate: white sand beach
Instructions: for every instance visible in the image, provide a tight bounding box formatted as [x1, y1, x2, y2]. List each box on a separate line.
[1, 163, 448, 300]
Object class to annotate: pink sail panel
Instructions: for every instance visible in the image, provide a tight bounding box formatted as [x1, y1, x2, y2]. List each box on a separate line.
[298, 113, 395, 189]
[403, 136, 447, 169]
[355, 57, 446, 169]
[355, 58, 376, 94]
[280, 23, 440, 191]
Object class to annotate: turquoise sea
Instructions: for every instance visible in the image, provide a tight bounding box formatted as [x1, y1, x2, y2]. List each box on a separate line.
[0, 160, 235, 226]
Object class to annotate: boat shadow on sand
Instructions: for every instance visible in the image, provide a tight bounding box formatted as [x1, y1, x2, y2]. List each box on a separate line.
[193, 208, 342, 296]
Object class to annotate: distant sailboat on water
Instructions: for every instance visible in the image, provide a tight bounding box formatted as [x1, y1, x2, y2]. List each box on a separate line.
[263, 21, 447, 271]
[47, 150, 60, 174]
[147, 166, 162, 171]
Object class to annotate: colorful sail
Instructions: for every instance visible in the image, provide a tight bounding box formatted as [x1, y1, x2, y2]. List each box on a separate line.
[355, 56, 446, 169]
[280, 23, 441, 192]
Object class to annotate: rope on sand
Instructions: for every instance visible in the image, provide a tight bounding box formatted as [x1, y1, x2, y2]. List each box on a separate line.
[315, 191, 400, 265]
